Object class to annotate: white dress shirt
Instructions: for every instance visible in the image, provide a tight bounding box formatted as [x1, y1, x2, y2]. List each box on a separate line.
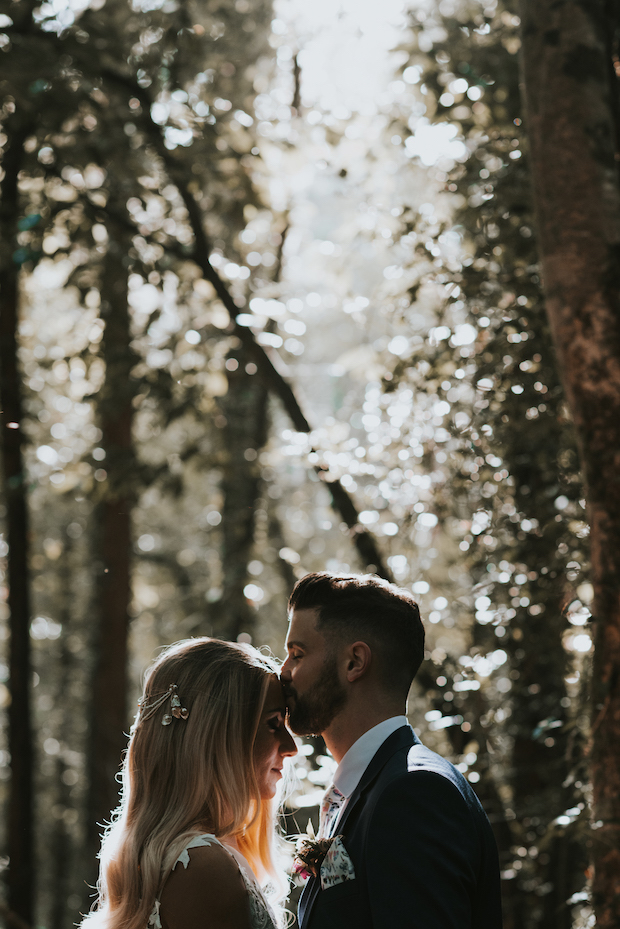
[329, 715, 409, 833]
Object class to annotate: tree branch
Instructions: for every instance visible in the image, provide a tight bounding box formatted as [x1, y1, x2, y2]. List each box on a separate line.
[96, 64, 392, 579]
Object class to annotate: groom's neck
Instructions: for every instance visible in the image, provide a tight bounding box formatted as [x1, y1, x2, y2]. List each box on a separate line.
[323, 696, 406, 763]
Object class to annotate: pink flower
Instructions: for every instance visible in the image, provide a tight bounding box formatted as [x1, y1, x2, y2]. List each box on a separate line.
[292, 860, 312, 881]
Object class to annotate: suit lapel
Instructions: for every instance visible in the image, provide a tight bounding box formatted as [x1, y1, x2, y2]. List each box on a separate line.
[334, 725, 416, 837]
[298, 725, 417, 928]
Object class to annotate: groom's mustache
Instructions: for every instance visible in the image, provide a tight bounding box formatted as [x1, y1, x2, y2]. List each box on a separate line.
[281, 683, 297, 706]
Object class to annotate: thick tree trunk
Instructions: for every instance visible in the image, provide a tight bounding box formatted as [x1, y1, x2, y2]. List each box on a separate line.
[0, 115, 34, 926]
[518, 2, 620, 924]
[84, 222, 136, 895]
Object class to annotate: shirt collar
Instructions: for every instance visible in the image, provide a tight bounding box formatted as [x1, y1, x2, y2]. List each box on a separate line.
[333, 716, 409, 799]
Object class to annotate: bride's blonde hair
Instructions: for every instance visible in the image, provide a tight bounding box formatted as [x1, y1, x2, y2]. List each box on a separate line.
[81, 637, 286, 929]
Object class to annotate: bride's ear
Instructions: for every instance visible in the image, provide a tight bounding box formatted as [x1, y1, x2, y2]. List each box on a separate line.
[345, 641, 372, 682]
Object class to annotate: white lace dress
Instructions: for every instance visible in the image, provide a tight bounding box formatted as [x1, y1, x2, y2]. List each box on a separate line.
[148, 834, 278, 929]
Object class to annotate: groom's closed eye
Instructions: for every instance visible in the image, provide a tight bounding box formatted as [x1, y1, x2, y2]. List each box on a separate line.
[286, 640, 305, 660]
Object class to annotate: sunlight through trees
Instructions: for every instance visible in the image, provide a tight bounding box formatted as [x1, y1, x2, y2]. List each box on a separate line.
[1, 0, 618, 926]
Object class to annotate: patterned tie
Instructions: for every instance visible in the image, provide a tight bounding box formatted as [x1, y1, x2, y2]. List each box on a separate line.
[319, 783, 345, 838]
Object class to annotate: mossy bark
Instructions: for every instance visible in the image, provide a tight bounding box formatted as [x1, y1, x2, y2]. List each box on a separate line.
[519, 1, 620, 923]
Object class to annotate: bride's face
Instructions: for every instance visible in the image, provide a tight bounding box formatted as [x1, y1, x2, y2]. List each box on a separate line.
[253, 677, 297, 799]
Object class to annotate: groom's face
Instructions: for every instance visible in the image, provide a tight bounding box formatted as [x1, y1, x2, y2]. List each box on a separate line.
[281, 608, 347, 737]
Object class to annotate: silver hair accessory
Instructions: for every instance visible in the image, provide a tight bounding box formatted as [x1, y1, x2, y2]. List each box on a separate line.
[138, 684, 189, 725]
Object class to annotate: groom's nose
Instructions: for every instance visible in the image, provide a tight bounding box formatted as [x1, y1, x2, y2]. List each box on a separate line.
[280, 657, 292, 680]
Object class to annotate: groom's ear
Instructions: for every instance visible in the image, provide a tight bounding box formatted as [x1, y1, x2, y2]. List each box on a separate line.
[345, 641, 372, 683]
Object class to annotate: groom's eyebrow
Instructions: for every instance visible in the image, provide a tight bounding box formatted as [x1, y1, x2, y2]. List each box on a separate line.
[286, 640, 305, 650]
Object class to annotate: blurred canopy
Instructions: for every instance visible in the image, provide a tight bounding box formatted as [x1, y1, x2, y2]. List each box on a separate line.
[0, 0, 608, 927]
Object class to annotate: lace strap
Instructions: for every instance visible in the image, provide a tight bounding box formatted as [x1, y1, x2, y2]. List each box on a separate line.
[148, 834, 277, 929]
[148, 834, 220, 927]
[173, 833, 220, 870]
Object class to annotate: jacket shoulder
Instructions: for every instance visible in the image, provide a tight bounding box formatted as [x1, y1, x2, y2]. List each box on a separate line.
[367, 738, 490, 825]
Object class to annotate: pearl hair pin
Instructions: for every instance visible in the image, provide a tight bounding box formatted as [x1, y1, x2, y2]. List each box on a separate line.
[138, 684, 190, 725]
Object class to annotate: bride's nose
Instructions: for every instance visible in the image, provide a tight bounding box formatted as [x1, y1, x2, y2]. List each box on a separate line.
[280, 727, 297, 757]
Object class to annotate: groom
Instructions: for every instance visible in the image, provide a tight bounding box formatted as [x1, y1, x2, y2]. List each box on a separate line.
[281, 572, 503, 929]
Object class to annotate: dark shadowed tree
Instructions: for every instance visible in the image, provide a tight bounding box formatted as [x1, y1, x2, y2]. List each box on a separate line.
[84, 211, 137, 895]
[518, 1, 620, 925]
[0, 108, 35, 924]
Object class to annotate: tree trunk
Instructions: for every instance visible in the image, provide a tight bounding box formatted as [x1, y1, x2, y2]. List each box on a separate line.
[518, 2, 620, 924]
[84, 220, 137, 896]
[214, 354, 269, 642]
[0, 114, 34, 926]
[50, 527, 76, 929]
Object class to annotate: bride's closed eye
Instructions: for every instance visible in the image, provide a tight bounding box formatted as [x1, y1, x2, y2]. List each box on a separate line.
[267, 714, 285, 732]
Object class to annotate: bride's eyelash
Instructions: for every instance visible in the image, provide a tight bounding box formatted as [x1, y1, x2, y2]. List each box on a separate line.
[267, 715, 283, 731]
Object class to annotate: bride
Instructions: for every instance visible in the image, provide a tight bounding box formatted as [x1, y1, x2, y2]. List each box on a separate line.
[80, 637, 297, 929]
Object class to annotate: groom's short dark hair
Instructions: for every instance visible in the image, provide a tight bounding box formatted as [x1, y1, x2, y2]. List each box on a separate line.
[288, 572, 425, 699]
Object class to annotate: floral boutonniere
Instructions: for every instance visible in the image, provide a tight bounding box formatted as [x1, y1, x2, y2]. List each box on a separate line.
[293, 823, 357, 890]
[292, 821, 333, 881]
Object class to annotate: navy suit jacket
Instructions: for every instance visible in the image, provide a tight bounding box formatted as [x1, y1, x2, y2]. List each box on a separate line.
[298, 726, 502, 929]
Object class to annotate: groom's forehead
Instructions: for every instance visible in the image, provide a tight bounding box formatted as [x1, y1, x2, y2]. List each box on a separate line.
[287, 607, 322, 644]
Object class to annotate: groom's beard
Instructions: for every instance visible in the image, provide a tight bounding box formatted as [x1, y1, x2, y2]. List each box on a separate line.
[286, 654, 347, 736]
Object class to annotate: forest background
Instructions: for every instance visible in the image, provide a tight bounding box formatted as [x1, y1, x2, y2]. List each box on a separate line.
[1, 0, 620, 927]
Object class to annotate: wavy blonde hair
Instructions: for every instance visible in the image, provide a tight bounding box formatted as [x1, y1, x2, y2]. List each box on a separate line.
[81, 637, 286, 929]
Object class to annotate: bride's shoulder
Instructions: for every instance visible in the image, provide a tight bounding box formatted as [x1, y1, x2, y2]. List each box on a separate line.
[159, 840, 250, 929]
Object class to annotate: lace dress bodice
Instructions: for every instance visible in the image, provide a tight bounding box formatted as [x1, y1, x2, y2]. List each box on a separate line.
[148, 834, 278, 929]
